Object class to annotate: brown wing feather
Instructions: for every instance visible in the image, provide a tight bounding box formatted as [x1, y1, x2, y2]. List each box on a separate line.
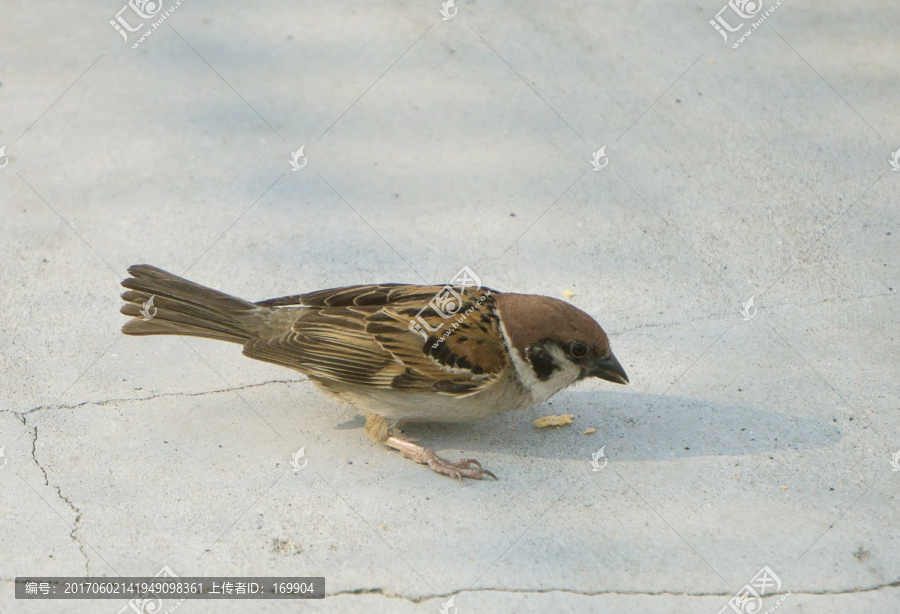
[243, 284, 506, 396]
[255, 284, 432, 308]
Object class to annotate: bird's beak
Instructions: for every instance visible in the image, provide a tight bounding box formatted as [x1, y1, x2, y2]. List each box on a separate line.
[589, 352, 629, 385]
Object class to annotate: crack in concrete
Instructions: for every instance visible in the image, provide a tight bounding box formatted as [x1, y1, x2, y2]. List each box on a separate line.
[9, 377, 303, 416]
[23, 416, 90, 575]
[0, 578, 896, 599]
[322, 581, 900, 602]
[0, 375, 302, 576]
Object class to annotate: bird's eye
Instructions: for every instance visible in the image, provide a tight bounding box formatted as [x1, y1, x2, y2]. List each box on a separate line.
[569, 342, 588, 358]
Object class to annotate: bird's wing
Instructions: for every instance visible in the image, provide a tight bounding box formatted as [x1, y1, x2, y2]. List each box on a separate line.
[255, 283, 410, 308]
[244, 284, 507, 395]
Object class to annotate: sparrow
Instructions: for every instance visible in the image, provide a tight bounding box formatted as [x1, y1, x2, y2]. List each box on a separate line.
[120, 265, 628, 481]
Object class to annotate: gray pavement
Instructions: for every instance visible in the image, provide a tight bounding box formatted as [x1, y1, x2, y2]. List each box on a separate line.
[1, 0, 898, 612]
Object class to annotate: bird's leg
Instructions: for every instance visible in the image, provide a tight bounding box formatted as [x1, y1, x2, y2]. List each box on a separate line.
[364, 413, 497, 482]
[385, 437, 498, 482]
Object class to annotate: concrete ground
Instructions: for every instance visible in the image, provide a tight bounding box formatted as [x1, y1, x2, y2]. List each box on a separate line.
[1, 1, 898, 612]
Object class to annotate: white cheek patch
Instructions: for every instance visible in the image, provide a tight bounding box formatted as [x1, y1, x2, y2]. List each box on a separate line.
[536, 345, 583, 399]
[498, 320, 582, 404]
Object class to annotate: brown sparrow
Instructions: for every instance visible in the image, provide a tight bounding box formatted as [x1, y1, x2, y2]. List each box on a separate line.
[120, 265, 628, 481]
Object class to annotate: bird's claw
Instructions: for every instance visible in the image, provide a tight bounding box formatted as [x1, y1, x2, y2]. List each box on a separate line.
[422, 450, 498, 482]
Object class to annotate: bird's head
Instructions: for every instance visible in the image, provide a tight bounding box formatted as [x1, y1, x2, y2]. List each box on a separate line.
[496, 293, 629, 387]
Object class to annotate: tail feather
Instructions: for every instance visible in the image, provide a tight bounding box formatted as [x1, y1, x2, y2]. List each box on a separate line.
[120, 265, 262, 344]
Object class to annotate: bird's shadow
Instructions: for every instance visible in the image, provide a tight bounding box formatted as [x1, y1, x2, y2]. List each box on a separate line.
[335, 390, 842, 462]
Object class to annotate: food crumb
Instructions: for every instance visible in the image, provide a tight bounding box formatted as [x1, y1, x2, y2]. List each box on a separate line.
[562, 290, 575, 299]
[534, 414, 574, 428]
[583, 428, 596, 435]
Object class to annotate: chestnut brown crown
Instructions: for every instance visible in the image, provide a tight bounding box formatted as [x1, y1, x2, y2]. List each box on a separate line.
[495, 293, 629, 385]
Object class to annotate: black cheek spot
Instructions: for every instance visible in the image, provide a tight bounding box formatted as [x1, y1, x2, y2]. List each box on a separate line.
[526, 347, 560, 382]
